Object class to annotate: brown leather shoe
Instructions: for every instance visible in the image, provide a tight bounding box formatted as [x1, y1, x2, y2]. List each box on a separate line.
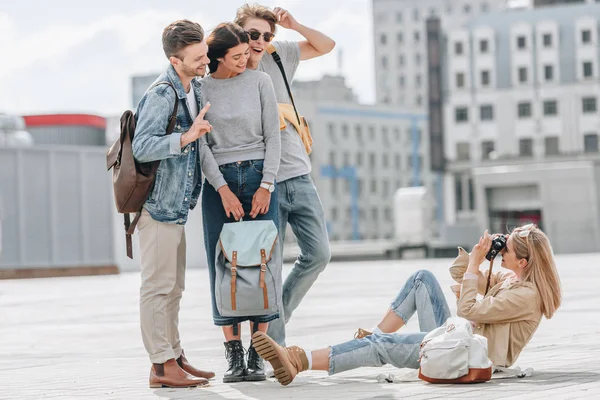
[149, 358, 210, 388]
[354, 328, 372, 339]
[177, 350, 216, 380]
[251, 331, 308, 386]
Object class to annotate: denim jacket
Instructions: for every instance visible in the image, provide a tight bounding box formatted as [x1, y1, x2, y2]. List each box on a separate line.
[132, 65, 203, 225]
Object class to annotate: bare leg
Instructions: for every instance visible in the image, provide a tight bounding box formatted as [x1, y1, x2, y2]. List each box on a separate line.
[376, 309, 406, 333]
[311, 348, 330, 371]
[222, 325, 241, 341]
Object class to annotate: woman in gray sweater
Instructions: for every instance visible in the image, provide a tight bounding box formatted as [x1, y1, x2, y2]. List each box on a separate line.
[199, 22, 281, 384]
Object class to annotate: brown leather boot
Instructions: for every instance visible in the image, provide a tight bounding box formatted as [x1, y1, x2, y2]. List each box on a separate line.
[149, 358, 210, 388]
[176, 350, 216, 380]
[354, 328, 372, 339]
[251, 331, 308, 386]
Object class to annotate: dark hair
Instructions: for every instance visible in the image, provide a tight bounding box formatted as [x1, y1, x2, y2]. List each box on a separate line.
[206, 22, 249, 73]
[234, 3, 277, 33]
[162, 19, 205, 59]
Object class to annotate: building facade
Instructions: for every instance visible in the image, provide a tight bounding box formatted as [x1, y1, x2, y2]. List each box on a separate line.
[293, 76, 429, 242]
[372, 0, 504, 108]
[441, 2, 600, 253]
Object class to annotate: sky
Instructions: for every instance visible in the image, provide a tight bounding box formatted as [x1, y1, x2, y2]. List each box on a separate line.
[0, 0, 375, 117]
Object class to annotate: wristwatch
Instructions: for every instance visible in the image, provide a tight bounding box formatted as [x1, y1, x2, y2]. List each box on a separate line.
[260, 182, 275, 193]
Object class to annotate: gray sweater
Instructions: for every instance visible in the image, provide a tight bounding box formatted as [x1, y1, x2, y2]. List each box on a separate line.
[199, 69, 281, 189]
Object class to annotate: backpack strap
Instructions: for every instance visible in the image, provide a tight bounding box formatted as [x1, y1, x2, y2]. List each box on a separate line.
[124, 81, 180, 259]
[266, 44, 301, 126]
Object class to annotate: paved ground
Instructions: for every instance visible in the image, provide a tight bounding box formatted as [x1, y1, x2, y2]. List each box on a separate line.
[2, 252, 600, 399]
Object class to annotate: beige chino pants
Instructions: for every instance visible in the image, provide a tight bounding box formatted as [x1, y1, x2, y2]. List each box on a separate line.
[138, 209, 186, 364]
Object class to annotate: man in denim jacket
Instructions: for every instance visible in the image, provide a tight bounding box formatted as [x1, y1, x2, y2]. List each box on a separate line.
[132, 19, 213, 389]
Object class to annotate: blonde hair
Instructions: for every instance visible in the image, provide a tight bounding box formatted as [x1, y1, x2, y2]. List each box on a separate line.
[510, 224, 562, 319]
[234, 3, 277, 33]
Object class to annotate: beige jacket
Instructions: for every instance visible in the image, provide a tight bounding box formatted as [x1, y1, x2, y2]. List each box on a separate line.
[450, 248, 542, 367]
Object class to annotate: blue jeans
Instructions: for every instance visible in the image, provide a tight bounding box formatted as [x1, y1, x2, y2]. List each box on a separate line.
[202, 160, 280, 326]
[329, 270, 451, 375]
[266, 174, 331, 345]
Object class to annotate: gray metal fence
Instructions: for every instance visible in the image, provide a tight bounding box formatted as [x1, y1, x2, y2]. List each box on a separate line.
[0, 146, 114, 271]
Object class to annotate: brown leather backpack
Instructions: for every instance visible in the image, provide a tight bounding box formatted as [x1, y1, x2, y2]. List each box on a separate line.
[106, 82, 178, 259]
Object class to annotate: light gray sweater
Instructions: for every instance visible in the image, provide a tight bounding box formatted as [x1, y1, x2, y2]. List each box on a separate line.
[199, 69, 281, 189]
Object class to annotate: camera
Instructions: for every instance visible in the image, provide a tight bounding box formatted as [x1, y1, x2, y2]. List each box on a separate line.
[485, 234, 507, 261]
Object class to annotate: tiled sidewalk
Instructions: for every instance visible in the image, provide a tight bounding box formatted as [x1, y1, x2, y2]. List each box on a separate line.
[1, 253, 599, 399]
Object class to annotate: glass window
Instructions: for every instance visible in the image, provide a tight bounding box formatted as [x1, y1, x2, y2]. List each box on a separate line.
[481, 70, 490, 86]
[518, 102, 532, 118]
[380, 33, 387, 45]
[544, 65, 554, 81]
[582, 29, 592, 44]
[517, 36, 526, 49]
[584, 133, 599, 153]
[456, 142, 470, 161]
[455, 107, 468, 122]
[480, 105, 494, 121]
[583, 61, 594, 78]
[543, 100, 558, 116]
[582, 97, 597, 113]
[543, 33, 552, 47]
[518, 67, 528, 83]
[481, 141, 495, 160]
[480, 39, 488, 53]
[545, 136, 559, 156]
[456, 72, 465, 88]
[519, 138, 533, 157]
[455, 42, 463, 55]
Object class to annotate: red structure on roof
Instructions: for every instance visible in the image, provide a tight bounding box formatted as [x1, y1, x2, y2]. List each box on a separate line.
[22, 114, 106, 129]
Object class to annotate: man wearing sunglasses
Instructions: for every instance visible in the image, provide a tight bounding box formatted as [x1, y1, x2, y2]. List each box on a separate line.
[234, 4, 336, 348]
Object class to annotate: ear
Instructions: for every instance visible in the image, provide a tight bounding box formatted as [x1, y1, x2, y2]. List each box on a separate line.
[169, 56, 180, 67]
[518, 258, 528, 270]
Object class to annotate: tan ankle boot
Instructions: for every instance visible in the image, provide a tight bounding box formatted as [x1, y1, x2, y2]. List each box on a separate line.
[251, 331, 309, 386]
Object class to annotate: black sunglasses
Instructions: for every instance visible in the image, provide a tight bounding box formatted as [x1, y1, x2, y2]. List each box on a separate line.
[245, 30, 275, 42]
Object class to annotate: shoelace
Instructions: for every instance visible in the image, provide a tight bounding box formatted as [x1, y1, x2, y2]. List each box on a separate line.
[246, 346, 262, 367]
[225, 343, 246, 368]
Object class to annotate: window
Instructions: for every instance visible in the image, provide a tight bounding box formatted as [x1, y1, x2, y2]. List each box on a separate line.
[429, 7, 436, 16]
[380, 34, 387, 45]
[396, 12, 402, 22]
[383, 180, 390, 196]
[398, 54, 404, 65]
[328, 123, 336, 143]
[355, 125, 363, 143]
[481, 3, 489, 13]
[480, 104, 494, 121]
[369, 126, 375, 139]
[456, 72, 465, 88]
[480, 39, 489, 53]
[582, 29, 592, 44]
[518, 67, 528, 83]
[468, 178, 475, 210]
[343, 152, 350, 166]
[455, 175, 463, 211]
[455, 107, 468, 123]
[517, 36, 526, 49]
[456, 142, 470, 161]
[416, 74, 422, 87]
[464, 4, 471, 13]
[545, 137, 559, 156]
[519, 138, 533, 157]
[382, 153, 389, 168]
[369, 152, 376, 168]
[544, 65, 554, 81]
[399, 75, 405, 88]
[518, 102, 532, 118]
[582, 97, 597, 113]
[381, 56, 388, 69]
[395, 154, 401, 169]
[584, 133, 599, 153]
[415, 53, 421, 65]
[543, 100, 558, 116]
[397, 32, 404, 45]
[414, 31, 420, 42]
[481, 70, 490, 86]
[455, 42, 463, 55]
[416, 96, 422, 106]
[329, 151, 336, 166]
[371, 180, 377, 192]
[583, 61, 594, 78]
[356, 152, 363, 166]
[543, 33, 552, 47]
[481, 141, 495, 160]
[413, 8, 419, 21]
